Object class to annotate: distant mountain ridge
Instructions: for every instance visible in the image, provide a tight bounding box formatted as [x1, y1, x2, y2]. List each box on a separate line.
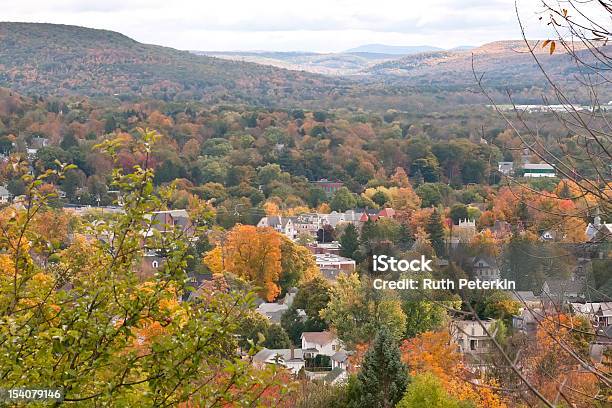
[345, 44, 444, 54]
[0, 22, 343, 105]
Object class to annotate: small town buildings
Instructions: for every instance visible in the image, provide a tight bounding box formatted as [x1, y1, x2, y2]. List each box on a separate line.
[471, 255, 501, 281]
[311, 179, 344, 196]
[512, 308, 541, 336]
[257, 216, 296, 239]
[541, 279, 585, 306]
[450, 319, 496, 355]
[315, 253, 356, 280]
[498, 162, 514, 176]
[291, 213, 323, 238]
[585, 215, 612, 242]
[509, 291, 541, 310]
[522, 163, 556, 178]
[0, 185, 11, 204]
[330, 350, 350, 371]
[571, 302, 612, 327]
[143, 209, 193, 238]
[301, 331, 342, 358]
[307, 242, 341, 255]
[253, 348, 305, 374]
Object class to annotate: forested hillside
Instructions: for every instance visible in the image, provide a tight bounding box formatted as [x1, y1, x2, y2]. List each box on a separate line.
[368, 40, 612, 99]
[0, 22, 345, 105]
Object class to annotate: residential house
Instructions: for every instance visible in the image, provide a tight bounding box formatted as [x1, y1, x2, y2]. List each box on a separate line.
[509, 291, 541, 310]
[256, 289, 303, 323]
[253, 348, 305, 374]
[522, 163, 556, 178]
[146, 209, 193, 237]
[471, 255, 500, 281]
[139, 251, 164, 279]
[585, 215, 612, 243]
[542, 279, 585, 306]
[498, 162, 514, 176]
[571, 302, 612, 327]
[257, 216, 296, 239]
[301, 331, 342, 358]
[0, 185, 11, 204]
[330, 350, 350, 371]
[256, 302, 289, 324]
[292, 213, 323, 238]
[378, 208, 396, 218]
[450, 319, 496, 355]
[512, 308, 541, 336]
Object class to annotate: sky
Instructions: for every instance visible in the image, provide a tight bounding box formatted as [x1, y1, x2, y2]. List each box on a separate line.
[4, 0, 553, 52]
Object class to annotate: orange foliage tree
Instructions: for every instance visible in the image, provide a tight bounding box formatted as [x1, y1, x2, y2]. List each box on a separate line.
[400, 331, 507, 408]
[205, 225, 283, 301]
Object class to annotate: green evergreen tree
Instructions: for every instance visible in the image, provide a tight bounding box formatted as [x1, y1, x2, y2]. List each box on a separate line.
[350, 327, 409, 408]
[340, 223, 360, 259]
[426, 209, 445, 257]
[397, 224, 414, 250]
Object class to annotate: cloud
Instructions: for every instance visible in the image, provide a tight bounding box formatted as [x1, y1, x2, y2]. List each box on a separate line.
[3, 0, 551, 52]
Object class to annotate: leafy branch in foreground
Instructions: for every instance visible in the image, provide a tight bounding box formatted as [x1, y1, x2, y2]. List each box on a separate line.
[0, 128, 292, 406]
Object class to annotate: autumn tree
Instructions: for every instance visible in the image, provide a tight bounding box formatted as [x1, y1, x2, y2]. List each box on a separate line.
[320, 273, 406, 346]
[0, 129, 291, 406]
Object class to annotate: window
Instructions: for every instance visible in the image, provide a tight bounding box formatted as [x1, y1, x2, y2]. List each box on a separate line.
[332, 344, 336, 351]
[470, 340, 477, 351]
[152, 260, 159, 268]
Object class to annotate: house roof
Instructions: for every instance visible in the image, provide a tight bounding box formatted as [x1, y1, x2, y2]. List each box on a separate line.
[543, 279, 584, 296]
[510, 291, 540, 303]
[301, 331, 336, 346]
[585, 222, 612, 242]
[472, 255, 498, 268]
[267, 216, 292, 228]
[331, 350, 348, 362]
[324, 367, 346, 383]
[257, 302, 289, 314]
[571, 302, 612, 316]
[253, 348, 305, 363]
[523, 163, 555, 170]
[378, 208, 395, 217]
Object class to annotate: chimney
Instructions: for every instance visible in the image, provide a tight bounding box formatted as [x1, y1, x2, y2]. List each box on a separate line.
[290, 345, 295, 360]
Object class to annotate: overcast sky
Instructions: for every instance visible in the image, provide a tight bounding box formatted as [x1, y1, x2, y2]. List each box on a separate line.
[4, 0, 551, 52]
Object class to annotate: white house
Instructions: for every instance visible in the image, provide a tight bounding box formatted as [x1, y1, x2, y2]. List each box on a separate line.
[253, 348, 305, 374]
[585, 215, 612, 242]
[0, 185, 11, 204]
[257, 216, 296, 239]
[301, 331, 342, 358]
[472, 255, 500, 281]
[450, 319, 496, 354]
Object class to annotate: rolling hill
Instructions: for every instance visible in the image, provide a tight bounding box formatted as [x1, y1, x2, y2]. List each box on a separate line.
[0, 22, 345, 105]
[345, 44, 443, 54]
[195, 50, 399, 76]
[366, 40, 611, 93]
